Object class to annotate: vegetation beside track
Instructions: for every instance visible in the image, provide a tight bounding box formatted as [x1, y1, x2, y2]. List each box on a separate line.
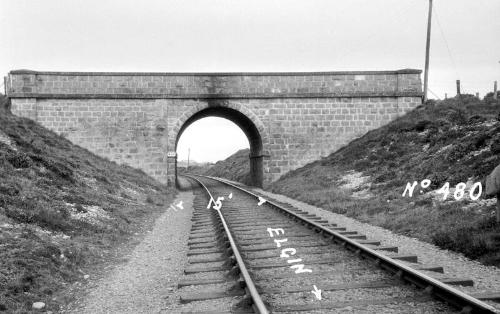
[271, 95, 500, 267]
[0, 94, 176, 313]
[191, 148, 252, 185]
[209, 95, 500, 267]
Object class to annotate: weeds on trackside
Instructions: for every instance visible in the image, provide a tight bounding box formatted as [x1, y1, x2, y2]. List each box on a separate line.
[269, 95, 500, 267]
[0, 94, 176, 313]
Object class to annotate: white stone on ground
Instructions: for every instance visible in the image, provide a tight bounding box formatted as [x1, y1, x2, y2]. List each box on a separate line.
[32, 302, 45, 310]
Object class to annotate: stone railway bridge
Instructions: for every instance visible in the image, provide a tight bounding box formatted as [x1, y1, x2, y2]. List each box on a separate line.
[5, 69, 422, 187]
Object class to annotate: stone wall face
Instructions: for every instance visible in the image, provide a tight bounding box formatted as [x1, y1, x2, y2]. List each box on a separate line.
[10, 98, 175, 180]
[7, 70, 422, 186]
[218, 97, 419, 183]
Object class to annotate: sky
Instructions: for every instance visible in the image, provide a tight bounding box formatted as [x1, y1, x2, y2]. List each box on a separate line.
[1, 0, 499, 162]
[176, 118, 248, 162]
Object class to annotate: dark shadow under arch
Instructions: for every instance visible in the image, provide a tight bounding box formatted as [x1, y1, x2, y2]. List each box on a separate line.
[175, 107, 264, 187]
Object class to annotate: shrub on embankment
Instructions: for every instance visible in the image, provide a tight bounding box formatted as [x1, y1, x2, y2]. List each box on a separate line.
[0, 94, 175, 312]
[270, 95, 500, 267]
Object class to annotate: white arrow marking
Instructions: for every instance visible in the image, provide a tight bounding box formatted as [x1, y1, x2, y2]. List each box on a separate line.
[169, 205, 178, 212]
[257, 196, 266, 206]
[311, 285, 322, 300]
[175, 201, 183, 209]
[228, 193, 233, 199]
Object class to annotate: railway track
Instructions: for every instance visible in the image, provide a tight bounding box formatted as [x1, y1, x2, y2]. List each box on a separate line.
[176, 175, 498, 314]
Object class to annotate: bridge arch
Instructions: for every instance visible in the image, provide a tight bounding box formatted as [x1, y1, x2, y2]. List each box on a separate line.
[171, 101, 268, 187]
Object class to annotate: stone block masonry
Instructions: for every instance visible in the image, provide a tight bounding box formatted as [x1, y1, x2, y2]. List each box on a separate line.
[6, 69, 422, 187]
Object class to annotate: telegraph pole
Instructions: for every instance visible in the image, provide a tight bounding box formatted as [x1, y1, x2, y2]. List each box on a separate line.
[187, 148, 191, 172]
[423, 0, 433, 103]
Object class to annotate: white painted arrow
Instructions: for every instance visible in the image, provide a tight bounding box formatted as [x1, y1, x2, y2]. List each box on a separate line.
[229, 193, 233, 199]
[257, 196, 266, 206]
[175, 201, 183, 209]
[311, 285, 322, 300]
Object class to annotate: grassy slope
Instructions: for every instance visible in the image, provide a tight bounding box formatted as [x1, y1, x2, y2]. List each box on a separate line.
[0, 95, 175, 313]
[196, 148, 251, 185]
[177, 161, 214, 176]
[271, 95, 500, 266]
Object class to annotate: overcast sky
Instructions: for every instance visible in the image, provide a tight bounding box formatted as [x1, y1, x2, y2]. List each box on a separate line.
[177, 118, 248, 162]
[1, 0, 499, 162]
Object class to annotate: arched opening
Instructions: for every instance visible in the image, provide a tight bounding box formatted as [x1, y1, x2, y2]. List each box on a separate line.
[175, 106, 264, 187]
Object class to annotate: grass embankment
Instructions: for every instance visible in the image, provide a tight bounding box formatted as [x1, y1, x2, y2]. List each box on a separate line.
[0, 95, 176, 313]
[271, 95, 500, 267]
[185, 149, 251, 185]
[177, 161, 214, 176]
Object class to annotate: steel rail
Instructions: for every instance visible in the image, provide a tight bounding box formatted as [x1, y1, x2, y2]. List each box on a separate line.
[196, 174, 497, 314]
[183, 175, 270, 314]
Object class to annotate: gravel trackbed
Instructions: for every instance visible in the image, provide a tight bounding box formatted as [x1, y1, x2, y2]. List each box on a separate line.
[66, 186, 194, 313]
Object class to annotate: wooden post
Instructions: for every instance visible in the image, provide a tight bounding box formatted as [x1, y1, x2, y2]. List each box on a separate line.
[494, 81, 498, 100]
[423, 0, 433, 103]
[456, 80, 461, 96]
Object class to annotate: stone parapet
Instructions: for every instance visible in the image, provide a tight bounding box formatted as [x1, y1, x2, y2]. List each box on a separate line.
[6, 69, 422, 99]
